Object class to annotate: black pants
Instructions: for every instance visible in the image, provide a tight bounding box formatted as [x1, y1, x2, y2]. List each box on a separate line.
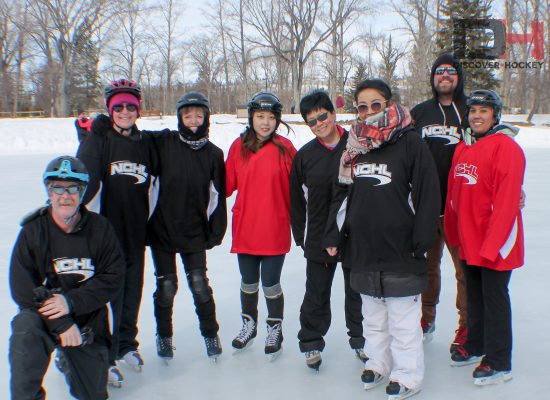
[152, 248, 219, 338]
[110, 249, 145, 361]
[9, 309, 109, 400]
[237, 254, 285, 287]
[462, 261, 513, 371]
[298, 261, 364, 352]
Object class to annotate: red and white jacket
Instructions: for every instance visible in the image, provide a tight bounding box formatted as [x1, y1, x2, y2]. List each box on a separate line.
[444, 126, 525, 271]
[226, 134, 296, 255]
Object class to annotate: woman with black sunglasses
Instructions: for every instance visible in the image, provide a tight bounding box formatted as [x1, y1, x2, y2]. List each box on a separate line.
[76, 78, 157, 388]
[323, 79, 440, 399]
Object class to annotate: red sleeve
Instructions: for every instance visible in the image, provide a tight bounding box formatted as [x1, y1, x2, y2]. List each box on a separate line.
[444, 149, 460, 247]
[225, 139, 239, 197]
[479, 139, 525, 261]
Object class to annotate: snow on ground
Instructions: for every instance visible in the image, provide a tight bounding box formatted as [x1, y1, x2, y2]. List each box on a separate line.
[0, 115, 549, 399]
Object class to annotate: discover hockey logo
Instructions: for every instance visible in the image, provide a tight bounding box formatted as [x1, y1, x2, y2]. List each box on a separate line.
[353, 162, 392, 186]
[454, 163, 478, 185]
[110, 161, 148, 184]
[53, 258, 95, 282]
[422, 125, 461, 145]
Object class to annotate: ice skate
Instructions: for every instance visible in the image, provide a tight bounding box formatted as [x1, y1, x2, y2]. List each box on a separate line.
[450, 345, 483, 367]
[232, 314, 257, 354]
[205, 335, 222, 362]
[305, 350, 322, 372]
[386, 380, 420, 400]
[473, 364, 512, 386]
[355, 348, 369, 363]
[108, 366, 124, 388]
[264, 318, 283, 362]
[156, 336, 175, 364]
[120, 350, 144, 372]
[421, 319, 435, 344]
[450, 325, 468, 353]
[361, 369, 387, 390]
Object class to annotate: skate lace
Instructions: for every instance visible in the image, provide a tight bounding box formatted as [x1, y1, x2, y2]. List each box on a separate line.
[265, 322, 282, 347]
[158, 337, 175, 352]
[236, 319, 256, 342]
[305, 350, 320, 359]
[205, 336, 220, 350]
[453, 326, 468, 345]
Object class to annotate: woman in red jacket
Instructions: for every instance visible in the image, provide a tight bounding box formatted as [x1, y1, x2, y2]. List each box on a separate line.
[445, 90, 525, 386]
[225, 92, 296, 359]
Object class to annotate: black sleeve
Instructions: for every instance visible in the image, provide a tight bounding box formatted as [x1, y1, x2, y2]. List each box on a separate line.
[289, 153, 306, 247]
[409, 132, 441, 255]
[207, 148, 228, 249]
[9, 226, 74, 335]
[64, 219, 125, 316]
[322, 178, 350, 250]
[76, 122, 107, 206]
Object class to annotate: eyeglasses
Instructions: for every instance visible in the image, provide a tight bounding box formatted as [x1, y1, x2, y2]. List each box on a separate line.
[112, 103, 138, 113]
[48, 185, 83, 195]
[306, 112, 329, 127]
[353, 100, 387, 114]
[434, 66, 458, 76]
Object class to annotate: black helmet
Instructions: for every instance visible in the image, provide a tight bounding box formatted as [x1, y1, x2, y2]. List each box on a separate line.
[467, 89, 502, 123]
[43, 156, 89, 184]
[104, 78, 142, 106]
[247, 91, 282, 128]
[176, 92, 210, 114]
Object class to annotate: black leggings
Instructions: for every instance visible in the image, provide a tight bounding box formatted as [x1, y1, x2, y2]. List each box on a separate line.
[152, 248, 219, 338]
[237, 254, 285, 287]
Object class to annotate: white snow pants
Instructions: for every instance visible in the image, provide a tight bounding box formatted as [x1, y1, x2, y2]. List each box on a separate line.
[361, 294, 424, 391]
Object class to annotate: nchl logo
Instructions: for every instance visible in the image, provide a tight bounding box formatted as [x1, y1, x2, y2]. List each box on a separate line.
[53, 257, 95, 282]
[454, 163, 478, 185]
[353, 163, 392, 186]
[422, 125, 461, 145]
[111, 161, 148, 184]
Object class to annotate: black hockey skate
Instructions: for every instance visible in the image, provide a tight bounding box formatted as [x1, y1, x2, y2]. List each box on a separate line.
[305, 350, 322, 372]
[450, 345, 483, 367]
[264, 318, 283, 361]
[156, 336, 175, 362]
[232, 314, 257, 353]
[355, 348, 369, 363]
[473, 363, 512, 386]
[386, 380, 420, 400]
[205, 335, 222, 362]
[361, 369, 386, 390]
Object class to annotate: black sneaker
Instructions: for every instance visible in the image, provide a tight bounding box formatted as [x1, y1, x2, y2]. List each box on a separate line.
[156, 336, 175, 360]
[204, 335, 222, 359]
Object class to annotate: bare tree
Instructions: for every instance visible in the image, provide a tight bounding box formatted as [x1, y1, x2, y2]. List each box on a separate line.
[187, 34, 223, 103]
[27, 0, 119, 116]
[0, 0, 21, 112]
[376, 33, 407, 91]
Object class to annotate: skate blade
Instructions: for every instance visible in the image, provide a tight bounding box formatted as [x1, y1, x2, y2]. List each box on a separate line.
[474, 372, 512, 386]
[160, 357, 172, 365]
[387, 387, 420, 400]
[120, 360, 142, 372]
[266, 348, 282, 362]
[363, 376, 388, 390]
[209, 355, 221, 363]
[307, 361, 321, 372]
[109, 381, 122, 389]
[232, 339, 254, 355]
[422, 333, 433, 344]
[450, 356, 483, 367]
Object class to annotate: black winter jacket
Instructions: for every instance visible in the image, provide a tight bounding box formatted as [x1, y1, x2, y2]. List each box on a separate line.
[77, 114, 157, 256]
[9, 207, 125, 345]
[145, 130, 227, 252]
[290, 128, 348, 264]
[323, 126, 440, 297]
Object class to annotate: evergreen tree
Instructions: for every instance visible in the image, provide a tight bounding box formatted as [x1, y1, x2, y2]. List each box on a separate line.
[436, 0, 499, 91]
[344, 61, 368, 112]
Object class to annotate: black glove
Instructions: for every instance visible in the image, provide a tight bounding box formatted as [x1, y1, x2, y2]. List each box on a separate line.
[90, 114, 112, 135]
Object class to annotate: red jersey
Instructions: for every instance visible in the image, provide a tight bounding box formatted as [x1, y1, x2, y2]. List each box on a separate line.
[444, 131, 525, 271]
[226, 134, 297, 255]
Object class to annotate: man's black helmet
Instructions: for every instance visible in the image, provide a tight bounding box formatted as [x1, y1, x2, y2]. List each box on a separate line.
[176, 92, 210, 114]
[43, 156, 89, 184]
[467, 89, 502, 123]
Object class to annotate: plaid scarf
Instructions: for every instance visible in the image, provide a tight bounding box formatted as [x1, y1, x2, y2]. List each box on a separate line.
[338, 103, 412, 184]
